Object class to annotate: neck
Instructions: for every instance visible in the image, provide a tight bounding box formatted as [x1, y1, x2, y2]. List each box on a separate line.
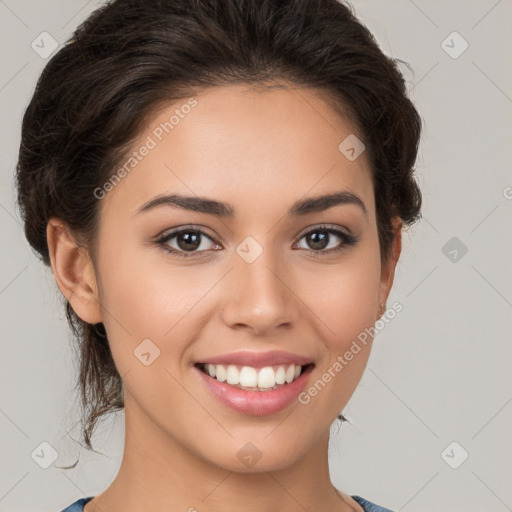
[86, 393, 359, 512]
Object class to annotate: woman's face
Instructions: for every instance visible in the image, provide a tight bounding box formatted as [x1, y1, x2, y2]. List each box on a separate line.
[87, 84, 398, 471]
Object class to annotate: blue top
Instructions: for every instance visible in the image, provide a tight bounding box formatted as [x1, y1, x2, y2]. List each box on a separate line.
[60, 495, 394, 511]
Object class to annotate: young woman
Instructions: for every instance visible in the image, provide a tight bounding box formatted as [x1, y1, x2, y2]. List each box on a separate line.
[16, 0, 422, 511]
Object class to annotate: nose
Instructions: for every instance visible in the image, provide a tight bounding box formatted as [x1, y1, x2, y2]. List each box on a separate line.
[220, 247, 299, 336]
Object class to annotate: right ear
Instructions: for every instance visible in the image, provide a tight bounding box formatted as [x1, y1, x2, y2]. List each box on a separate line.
[46, 218, 103, 324]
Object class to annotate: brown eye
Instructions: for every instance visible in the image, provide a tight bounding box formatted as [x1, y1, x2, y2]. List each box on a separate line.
[295, 225, 357, 254]
[156, 228, 220, 258]
[304, 231, 330, 250]
[175, 231, 202, 251]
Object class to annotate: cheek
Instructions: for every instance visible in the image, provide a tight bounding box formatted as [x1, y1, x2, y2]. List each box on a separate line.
[297, 242, 381, 409]
[307, 245, 382, 348]
[95, 239, 219, 365]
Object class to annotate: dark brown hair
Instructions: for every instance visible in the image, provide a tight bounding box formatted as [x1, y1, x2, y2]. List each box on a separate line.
[16, 0, 422, 451]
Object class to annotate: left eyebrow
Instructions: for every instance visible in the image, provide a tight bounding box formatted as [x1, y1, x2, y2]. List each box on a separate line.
[134, 190, 367, 218]
[289, 191, 367, 217]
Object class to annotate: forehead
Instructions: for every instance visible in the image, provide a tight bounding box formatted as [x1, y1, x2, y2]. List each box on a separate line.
[100, 84, 374, 220]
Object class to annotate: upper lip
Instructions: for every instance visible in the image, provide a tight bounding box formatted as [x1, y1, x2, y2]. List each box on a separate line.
[197, 350, 313, 367]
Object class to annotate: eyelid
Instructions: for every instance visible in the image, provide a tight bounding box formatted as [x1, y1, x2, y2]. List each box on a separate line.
[296, 222, 352, 239]
[156, 224, 219, 242]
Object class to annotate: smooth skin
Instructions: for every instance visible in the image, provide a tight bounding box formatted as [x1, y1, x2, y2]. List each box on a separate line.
[47, 83, 401, 512]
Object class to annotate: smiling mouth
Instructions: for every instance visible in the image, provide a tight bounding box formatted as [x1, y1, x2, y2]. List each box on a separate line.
[195, 362, 314, 391]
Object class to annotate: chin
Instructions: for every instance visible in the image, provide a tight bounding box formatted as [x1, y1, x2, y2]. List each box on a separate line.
[194, 430, 314, 474]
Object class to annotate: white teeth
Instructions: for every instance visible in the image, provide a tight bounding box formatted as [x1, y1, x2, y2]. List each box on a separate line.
[201, 363, 306, 390]
[215, 364, 226, 382]
[239, 366, 258, 387]
[257, 366, 275, 388]
[275, 366, 286, 384]
[226, 364, 240, 385]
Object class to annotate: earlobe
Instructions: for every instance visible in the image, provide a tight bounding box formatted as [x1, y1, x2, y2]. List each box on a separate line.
[46, 218, 102, 324]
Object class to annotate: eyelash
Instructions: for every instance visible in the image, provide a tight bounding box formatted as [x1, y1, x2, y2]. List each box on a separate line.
[154, 224, 358, 259]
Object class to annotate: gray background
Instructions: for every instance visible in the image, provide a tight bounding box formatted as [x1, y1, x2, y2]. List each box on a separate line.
[1, 1, 511, 511]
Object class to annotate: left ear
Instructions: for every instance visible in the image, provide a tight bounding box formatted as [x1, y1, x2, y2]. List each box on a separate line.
[377, 216, 402, 316]
[46, 218, 103, 325]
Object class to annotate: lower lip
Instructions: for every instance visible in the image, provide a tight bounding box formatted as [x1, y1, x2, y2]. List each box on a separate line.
[195, 364, 314, 416]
